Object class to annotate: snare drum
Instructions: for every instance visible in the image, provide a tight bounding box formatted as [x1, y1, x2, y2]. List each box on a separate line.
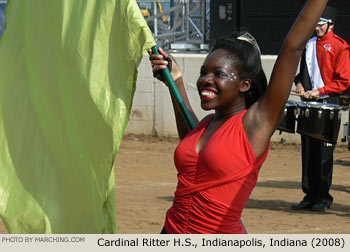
[296, 101, 342, 143]
[277, 100, 298, 133]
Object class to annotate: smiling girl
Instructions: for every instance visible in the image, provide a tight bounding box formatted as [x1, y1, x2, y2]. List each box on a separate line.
[148, 0, 329, 234]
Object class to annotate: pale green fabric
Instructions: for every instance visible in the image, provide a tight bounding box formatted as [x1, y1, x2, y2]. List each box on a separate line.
[0, 0, 155, 233]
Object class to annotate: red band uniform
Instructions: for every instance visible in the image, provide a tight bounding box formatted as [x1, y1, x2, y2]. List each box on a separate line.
[293, 6, 350, 211]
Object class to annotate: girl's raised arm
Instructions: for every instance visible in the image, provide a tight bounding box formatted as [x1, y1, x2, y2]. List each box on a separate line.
[244, 0, 328, 158]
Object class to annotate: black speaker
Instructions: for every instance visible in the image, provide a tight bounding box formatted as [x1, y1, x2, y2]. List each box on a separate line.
[209, 0, 350, 55]
[240, 0, 305, 54]
[328, 0, 350, 45]
[209, 0, 239, 46]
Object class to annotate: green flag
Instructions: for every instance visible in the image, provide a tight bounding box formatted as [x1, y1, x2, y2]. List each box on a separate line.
[0, 0, 155, 233]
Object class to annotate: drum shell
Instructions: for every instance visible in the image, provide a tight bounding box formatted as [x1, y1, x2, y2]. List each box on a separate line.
[296, 103, 342, 143]
[277, 101, 297, 133]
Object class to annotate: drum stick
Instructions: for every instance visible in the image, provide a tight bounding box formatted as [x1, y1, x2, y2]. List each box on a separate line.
[290, 90, 303, 96]
[290, 90, 319, 99]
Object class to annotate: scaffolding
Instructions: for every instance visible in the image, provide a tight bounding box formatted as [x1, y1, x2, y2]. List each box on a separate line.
[137, 0, 209, 51]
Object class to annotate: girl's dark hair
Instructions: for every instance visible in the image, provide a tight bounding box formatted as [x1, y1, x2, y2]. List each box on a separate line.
[210, 29, 267, 108]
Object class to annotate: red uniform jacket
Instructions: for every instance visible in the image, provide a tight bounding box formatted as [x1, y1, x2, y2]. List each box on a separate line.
[316, 31, 350, 95]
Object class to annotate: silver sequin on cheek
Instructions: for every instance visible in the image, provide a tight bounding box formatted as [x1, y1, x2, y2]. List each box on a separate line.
[230, 72, 238, 81]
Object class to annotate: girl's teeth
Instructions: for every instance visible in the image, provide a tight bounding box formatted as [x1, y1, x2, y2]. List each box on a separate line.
[201, 90, 216, 97]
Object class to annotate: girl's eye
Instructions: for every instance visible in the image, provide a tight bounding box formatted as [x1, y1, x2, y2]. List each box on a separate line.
[215, 71, 229, 78]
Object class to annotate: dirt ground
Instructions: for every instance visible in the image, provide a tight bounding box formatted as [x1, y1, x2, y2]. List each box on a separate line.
[1, 134, 350, 234]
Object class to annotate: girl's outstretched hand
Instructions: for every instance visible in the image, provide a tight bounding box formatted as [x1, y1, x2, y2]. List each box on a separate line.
[147, 47, 182, 85]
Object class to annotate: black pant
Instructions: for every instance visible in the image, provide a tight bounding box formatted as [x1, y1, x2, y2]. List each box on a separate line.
[299, 95, 341, 207]
[300, 134, 334, 206]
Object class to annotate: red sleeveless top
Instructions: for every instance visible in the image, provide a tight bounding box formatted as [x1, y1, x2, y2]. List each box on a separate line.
[164, 110, 269, 233]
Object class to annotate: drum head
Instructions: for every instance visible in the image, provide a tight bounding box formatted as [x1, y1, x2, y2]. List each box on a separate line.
[303, 101, 342, 110]
[285, 100, 298, 106]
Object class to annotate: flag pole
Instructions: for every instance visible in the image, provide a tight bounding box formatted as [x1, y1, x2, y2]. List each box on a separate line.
[151, 45, 197, 130]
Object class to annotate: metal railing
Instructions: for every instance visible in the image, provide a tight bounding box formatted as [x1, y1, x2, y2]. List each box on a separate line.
[137, 0, 209, 50]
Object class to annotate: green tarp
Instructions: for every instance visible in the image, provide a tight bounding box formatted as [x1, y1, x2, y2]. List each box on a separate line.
[0, 0, 155, 233]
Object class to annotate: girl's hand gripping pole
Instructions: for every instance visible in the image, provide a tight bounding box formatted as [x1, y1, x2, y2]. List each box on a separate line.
[151, 45, 196, 130]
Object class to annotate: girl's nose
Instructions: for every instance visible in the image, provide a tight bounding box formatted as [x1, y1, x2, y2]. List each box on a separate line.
[199, 73, 214, 83]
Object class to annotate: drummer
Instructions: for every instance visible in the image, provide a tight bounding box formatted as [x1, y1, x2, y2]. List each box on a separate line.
[292, 6, 350, 211]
